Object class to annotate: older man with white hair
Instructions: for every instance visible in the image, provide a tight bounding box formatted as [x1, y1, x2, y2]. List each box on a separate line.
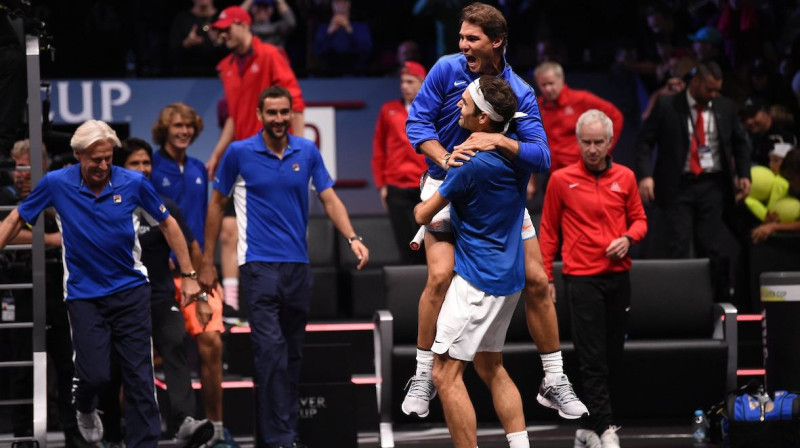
[0, 120, 201, 448]
[540, 110, 648, 448]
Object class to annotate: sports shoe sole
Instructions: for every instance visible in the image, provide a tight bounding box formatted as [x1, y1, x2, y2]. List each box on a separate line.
[183, 420, 215, 448]
[401, 402, 430, 418]
[536, 393, 587, 420]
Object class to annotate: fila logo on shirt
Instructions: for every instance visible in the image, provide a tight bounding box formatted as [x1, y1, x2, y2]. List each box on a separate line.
[292, 163, 300, 172]
[162, 177, 171, 187]
[610, 181, 622, 193]
[113, 194, 122, 203]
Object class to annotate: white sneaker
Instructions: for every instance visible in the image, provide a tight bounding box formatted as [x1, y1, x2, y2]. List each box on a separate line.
[76, 409, 104, 443]
[401, 375, 437, 418]
[600, 426, 621, 448]
[536, 374, 589, 419]
[574, 429, 602, 448]
[174, 416, 215, 448]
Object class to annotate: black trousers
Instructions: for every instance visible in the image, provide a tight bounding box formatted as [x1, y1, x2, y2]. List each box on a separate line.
[100, 298, 198, 438]
[150, 298, 196, 433]
[660, 173, 738, 301]
[385, 185, 426, 264]
[565, 272, 630, 434]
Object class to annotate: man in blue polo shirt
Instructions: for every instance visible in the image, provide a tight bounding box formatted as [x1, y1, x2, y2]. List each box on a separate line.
[198, 86, 369, 448]
[415, 76, 530, 448]
[0, 120, 201, 448]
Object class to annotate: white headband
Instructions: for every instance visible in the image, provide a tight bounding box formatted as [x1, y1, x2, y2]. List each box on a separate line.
[466, 78, 527, 133]
[467, 78, 503, 122]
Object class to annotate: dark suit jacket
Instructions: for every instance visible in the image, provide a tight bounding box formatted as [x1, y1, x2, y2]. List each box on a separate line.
[635, 91, 751, 207]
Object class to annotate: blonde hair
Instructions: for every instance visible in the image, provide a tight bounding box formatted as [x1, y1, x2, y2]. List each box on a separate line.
[152, 102, 204, 147]
[70, 120, 121, 154]
[534, 61, 564, 80]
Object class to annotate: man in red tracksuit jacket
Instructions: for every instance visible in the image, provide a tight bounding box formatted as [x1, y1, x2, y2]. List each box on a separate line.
[535, 61, 624, 173]
[539, 109, 647, 448]
[370, 61, 429, 264]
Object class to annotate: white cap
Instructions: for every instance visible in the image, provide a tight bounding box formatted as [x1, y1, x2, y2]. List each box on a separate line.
[770, 142, 793, 159]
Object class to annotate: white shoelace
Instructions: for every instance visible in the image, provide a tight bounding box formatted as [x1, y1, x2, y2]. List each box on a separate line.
[405, 376, 435, 399]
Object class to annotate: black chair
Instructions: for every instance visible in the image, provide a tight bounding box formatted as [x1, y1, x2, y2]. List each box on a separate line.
[339, 215, 404, 318]
[373, 258, 737, 443]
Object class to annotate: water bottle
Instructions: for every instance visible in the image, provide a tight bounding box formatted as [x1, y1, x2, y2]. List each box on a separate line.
[692, 409, 709, 444]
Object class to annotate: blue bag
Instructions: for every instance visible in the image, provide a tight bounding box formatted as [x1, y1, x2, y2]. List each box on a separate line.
[722, 387, 800, 448]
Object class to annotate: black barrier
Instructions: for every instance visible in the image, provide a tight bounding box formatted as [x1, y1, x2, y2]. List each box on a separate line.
[760, 272, 800, 392]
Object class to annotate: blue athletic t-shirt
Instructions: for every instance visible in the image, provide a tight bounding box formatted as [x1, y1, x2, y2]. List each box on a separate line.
[213, 133, 335, 265]
[17, 165, 170, 300]
[152, 150, 208, 249]
[438, 151, 528, 296]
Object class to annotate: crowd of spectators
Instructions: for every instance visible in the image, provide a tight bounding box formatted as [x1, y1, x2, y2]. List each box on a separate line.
[24, 1, 798, 84]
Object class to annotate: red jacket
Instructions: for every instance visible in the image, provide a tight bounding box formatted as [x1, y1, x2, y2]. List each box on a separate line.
[539, 159, 647, 281]
[217, 37, 305, 140]
[537, 85, 624, 172]
[371, 100, 428, 189]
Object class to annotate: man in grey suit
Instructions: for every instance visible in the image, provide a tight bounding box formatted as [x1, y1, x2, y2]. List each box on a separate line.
[636, 61, 751, 301]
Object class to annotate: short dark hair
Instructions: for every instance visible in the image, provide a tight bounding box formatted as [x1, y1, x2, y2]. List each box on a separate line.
[460, 3, 508, 51]
[114, 137, 153, 167]
[780, 148, 800, 181]
[693, 61, 722, 81]
[474, 75, 517, 132]
[257, 85, 293, 111]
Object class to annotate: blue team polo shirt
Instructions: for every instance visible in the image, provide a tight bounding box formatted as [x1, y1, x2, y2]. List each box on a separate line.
[152, 149, 208, 249]
[406, 53, 551, 178]
[17, 165, 170, 300]
[438, 151, 528, 296]
[214, 133, 335, 265]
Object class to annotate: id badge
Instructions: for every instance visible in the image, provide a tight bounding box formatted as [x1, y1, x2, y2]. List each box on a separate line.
[698, 145, 713, 170]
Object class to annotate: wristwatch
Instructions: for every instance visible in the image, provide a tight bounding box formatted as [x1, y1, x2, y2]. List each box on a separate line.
[181, 271, 198, 280]
[347, 235, 363, 245]
[196, 292, 209, 302]
[441, 153, 452, 169]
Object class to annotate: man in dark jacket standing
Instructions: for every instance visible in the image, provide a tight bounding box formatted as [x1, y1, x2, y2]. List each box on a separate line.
[636, 61, 751, 301]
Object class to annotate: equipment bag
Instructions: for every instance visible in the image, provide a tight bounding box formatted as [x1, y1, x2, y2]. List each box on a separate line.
[722, 388, 800, 448]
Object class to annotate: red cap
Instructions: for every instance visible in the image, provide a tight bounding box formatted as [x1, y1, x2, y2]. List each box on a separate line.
[402, 61, 426, 81]
[212, 6, 252, 30]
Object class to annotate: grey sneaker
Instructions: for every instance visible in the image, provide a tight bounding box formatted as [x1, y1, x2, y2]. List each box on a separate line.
[537, 374, 589, 419]
[574, 429, 602, 448]
[76, 409, 104, 443]
[174, 416, 215, 448]
[401, 375, 437, 418]
[600, 426, 621, 448]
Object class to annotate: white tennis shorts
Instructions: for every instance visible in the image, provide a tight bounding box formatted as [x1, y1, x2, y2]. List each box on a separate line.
[431, 274, 521, 361]
[420, 174, 536, 239]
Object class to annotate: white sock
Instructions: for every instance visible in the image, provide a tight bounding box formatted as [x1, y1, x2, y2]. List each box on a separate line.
[506, 430, 530, 448]
[415, 348, 434, 379]
[212, 420, 223, 441]
[222, 278, 239, 310]
[541, 351, 563, 383]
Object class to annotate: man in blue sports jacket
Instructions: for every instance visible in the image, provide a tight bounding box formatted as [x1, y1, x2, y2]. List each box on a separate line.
[0, 120, 201, 448]
[402, 1, 587, 421]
